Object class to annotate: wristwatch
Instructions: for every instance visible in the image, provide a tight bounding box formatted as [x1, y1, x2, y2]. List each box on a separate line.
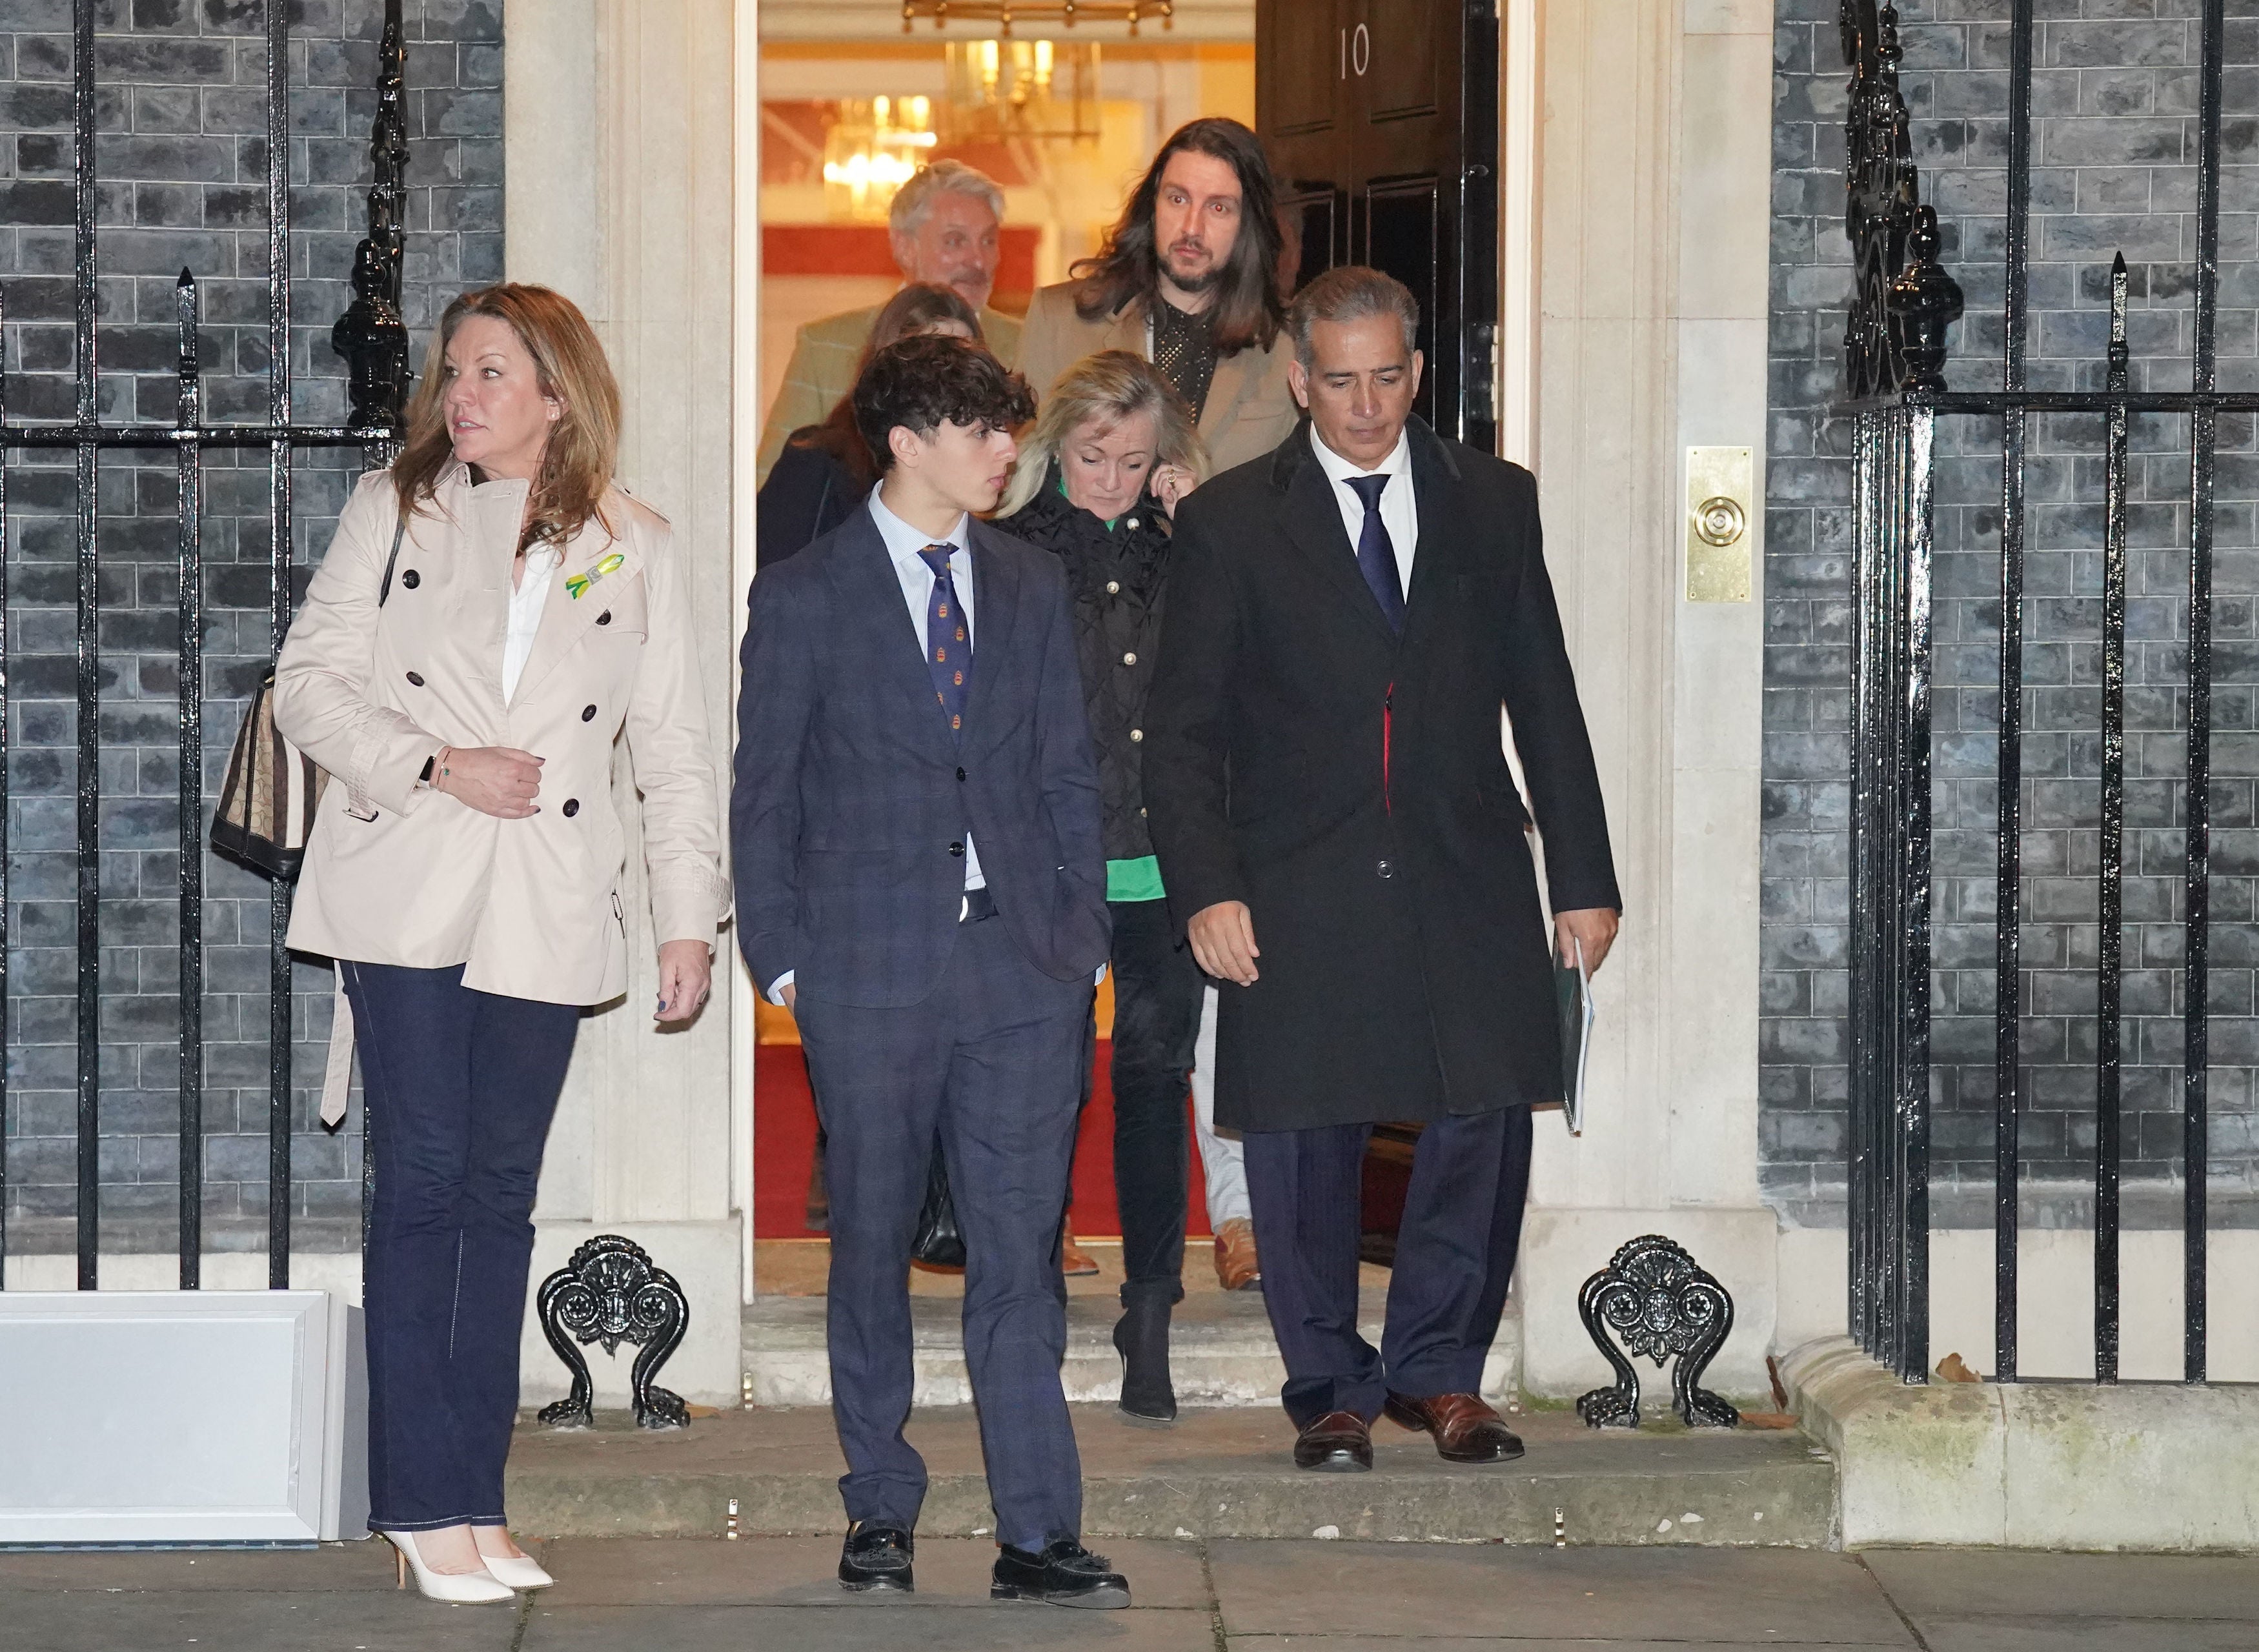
[416, 753, 438, 790]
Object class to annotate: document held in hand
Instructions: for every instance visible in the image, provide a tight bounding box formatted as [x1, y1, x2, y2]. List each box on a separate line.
[1555, 937, 1595, 1134]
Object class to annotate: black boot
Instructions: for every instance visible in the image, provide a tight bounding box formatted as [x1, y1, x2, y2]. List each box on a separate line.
[1113, 1289, 1177, 1425]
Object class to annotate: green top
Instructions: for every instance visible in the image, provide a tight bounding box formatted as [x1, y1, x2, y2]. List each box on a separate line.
[1106, 855, 1165, 903]
[1060, 472, 1122, 532]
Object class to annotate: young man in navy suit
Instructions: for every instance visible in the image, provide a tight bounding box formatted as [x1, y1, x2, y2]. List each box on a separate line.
[733, 334, 1124, 1607]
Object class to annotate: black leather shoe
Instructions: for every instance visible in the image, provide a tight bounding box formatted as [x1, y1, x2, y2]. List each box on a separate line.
[838, 1522, 914, 1593]
[990, 1538, 1131, 1608]
[1292, 1409, 1373, 1472]
[1113, 1294, 1178, 1425]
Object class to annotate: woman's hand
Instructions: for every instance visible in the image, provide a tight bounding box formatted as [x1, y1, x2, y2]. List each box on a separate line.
[656, 938, 712, 1024]
[1150, 463, 1197, 519]
[434, 746, 545, 818]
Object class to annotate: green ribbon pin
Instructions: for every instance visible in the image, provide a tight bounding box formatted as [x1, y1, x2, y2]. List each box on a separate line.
[565, 552, 626, 600]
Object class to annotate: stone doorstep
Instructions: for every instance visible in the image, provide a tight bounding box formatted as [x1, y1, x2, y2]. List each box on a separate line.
[741, 1291, 1524, 1409]
[1779, 1335, 2259, 1553]
[503, 1402, 1836, 1546]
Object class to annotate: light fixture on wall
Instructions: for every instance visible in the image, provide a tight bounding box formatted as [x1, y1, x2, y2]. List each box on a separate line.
[942, 40, 1100, 143]
[902, 1, 1172, 35]
[821, 94, 938, 221]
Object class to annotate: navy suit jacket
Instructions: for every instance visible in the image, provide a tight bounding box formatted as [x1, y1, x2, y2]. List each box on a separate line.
[733, 505, 1111, 1007]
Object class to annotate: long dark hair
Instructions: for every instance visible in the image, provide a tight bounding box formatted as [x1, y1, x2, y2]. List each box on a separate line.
[793, 283, 984, 488]
[1069, 117, 1286, 356]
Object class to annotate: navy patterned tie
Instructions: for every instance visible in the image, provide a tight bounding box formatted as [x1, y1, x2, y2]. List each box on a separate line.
[918, 544, 971, 738]
[1345, 472, 1405, 634]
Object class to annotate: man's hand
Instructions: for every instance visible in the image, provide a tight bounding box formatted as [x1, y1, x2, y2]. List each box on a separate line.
[1189, 900, 1260, 985]
[655, 939, 711, 1024]
[1554, 907, 1619, 975]
[434, 745, 544, 819]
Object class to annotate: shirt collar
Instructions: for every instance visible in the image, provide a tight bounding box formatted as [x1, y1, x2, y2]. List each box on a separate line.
[1310, 425, 1412, 491]
[868, 485, 969, 569]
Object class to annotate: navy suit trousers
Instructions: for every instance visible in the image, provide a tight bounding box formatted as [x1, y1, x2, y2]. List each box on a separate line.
[1244, 1105, 1533, 1430]
[793, 909, 1092, 1551]
[344, 961, 580, 1531]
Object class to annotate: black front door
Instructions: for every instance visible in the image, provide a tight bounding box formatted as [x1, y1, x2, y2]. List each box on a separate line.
[1257, 0, 1500, 454]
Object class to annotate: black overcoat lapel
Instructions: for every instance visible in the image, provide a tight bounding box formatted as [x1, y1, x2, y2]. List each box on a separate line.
[1396, 421, 1470, 669]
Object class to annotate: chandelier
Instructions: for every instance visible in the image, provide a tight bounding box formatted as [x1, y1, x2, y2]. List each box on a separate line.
[821, 95, 939, 221]
[901, 1, 1173, 34]
[942, 41, 1100, 143]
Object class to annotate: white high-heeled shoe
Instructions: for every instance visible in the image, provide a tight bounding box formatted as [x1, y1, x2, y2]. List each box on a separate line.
[381, 1529, 516, 1604]
[475, 1548, 556, 1591]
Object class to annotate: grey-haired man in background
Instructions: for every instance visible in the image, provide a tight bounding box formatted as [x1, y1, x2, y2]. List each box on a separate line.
[755, 159, 1021, 485]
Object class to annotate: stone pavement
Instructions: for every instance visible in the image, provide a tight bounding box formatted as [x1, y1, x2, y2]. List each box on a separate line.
[6, 1537, 2258, 1651]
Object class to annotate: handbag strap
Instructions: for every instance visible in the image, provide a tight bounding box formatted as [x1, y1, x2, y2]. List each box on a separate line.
[377, 508, 408, 607]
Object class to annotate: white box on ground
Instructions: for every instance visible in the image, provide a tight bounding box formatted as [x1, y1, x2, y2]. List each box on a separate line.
[0, 1289, 368, 1545]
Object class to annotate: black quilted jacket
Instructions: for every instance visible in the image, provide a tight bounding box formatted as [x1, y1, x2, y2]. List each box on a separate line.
[999, 468, 1175, 865]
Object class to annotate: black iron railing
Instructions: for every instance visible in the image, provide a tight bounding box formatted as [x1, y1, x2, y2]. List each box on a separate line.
[0, 1, 410, 1291]
[1839, 0, 2235, 1384]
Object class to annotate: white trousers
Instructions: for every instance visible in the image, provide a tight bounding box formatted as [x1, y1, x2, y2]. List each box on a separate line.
[1189, 983, 1252, 1227]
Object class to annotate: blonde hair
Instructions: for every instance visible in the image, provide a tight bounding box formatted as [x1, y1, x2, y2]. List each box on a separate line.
[391, 283, 623, 549]
[1000, 350, 1206, 516]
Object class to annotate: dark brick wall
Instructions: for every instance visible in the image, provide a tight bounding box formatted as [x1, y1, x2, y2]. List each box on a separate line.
[0, 0, 501, 1253]
[1767, 0, 2259, 1220]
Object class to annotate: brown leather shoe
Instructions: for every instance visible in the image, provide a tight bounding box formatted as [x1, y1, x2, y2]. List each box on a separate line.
[1384, 1391, 1525, 1464]
[1213, 1218, 1262, 1291]
[1292, 1410, 1373, 1472]
[1060, 1220, 1101, 1277]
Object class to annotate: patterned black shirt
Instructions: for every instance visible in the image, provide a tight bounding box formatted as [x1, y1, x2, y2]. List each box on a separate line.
[1150, 295, 1219, 422]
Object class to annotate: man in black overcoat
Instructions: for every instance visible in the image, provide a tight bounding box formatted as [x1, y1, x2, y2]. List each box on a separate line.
[1142, 266, 1621, 1472]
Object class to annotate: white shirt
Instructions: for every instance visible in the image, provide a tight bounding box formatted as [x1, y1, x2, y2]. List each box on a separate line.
[1311, 425, 1419, 600]
[502, 540, 561, 703]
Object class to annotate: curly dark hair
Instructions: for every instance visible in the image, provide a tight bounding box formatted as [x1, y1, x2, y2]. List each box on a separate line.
[851, 333, 1036, 475]
[1068, 117, 1286, 356]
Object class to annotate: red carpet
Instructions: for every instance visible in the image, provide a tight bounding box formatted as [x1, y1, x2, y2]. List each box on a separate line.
[754, 1041, 1215, 1241]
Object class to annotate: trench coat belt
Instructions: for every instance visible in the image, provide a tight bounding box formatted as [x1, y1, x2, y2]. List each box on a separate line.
[319, 975, 356, 1129]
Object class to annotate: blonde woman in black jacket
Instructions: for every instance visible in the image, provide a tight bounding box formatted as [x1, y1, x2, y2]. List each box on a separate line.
[998, 350, 1233, 1423]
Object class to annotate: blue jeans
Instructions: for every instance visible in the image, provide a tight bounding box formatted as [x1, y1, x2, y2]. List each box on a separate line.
[343, 960, 580, 1531]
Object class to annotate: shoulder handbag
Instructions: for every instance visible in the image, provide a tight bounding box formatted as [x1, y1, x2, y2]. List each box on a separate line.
[210, 509, 409, 880]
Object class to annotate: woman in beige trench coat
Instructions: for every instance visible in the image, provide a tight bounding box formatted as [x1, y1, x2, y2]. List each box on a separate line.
[274, 284, 727, 1602]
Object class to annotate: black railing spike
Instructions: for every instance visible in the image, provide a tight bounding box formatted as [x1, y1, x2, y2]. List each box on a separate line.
[2185, 0, 2225, 1389]
[176, 268, 204, 1290]
[335, 0, 411, 434]
[1840, 0, 1961, 400]
[0, 283, 10, 1291]
[265, 0, 297, 1291]
[72, 0, 101, 1291]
